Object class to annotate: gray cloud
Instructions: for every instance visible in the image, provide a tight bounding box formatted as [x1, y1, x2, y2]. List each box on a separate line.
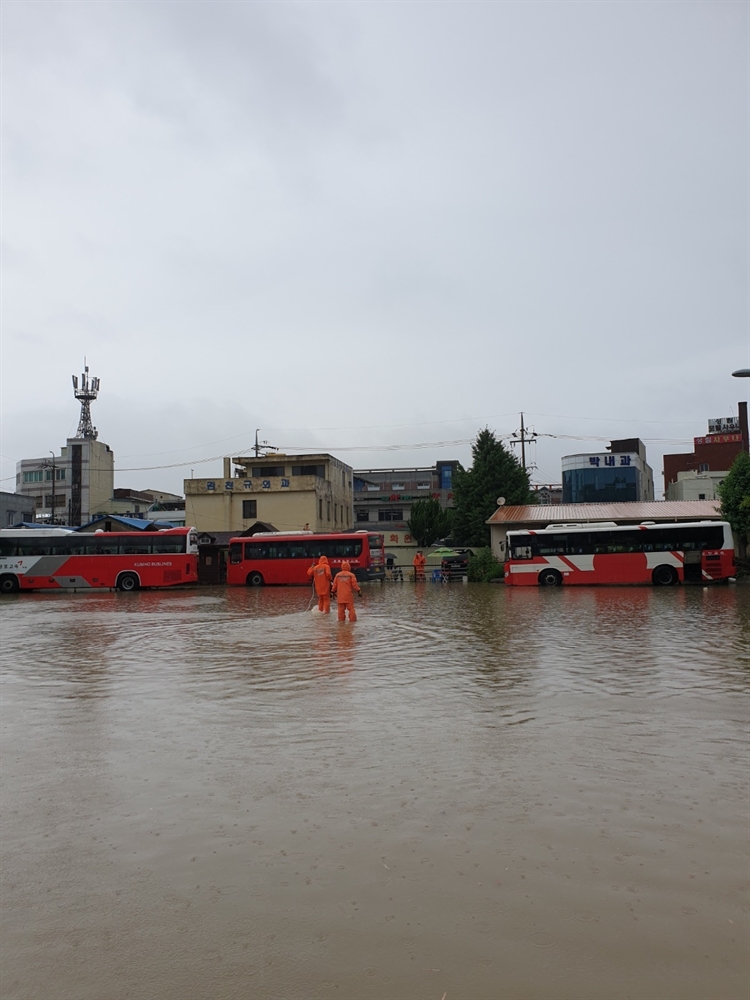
[2, 1, 747, 496]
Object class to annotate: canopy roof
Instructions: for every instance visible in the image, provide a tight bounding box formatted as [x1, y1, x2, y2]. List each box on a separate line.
[487, 500, 721, 526]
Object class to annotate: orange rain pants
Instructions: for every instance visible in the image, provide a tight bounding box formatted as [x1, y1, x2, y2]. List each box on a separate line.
[413, 552, 426, 581]
[332, 563, 361, 622]
[307, 556, 332, 614]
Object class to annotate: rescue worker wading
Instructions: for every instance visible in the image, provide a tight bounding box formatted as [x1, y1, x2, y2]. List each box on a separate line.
[307, 554, 332, 613]
[331, 561, 361, 622]
[413, 550, 426, 582]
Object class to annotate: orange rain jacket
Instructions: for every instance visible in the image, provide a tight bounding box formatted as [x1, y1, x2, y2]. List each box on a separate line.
[332, 562, 361, 603]
[307, 555, 332, 595]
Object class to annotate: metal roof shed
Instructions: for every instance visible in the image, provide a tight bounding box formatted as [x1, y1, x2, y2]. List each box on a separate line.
[486, 500, 722, 561]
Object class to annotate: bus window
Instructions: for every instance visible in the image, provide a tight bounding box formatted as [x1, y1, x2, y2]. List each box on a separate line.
[229, 543, 242, 564]
[153, 537, 183, 554]
[512, 545, 532, 560]
[121, 540, 153, 554]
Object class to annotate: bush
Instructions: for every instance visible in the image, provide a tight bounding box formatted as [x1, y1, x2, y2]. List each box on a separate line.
[467, 547, 504, 582]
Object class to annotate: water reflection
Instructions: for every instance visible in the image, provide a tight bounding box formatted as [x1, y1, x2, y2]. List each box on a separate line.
[1, 583, 748, 1000]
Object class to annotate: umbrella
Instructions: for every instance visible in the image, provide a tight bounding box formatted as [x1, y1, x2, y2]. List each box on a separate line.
[425, 547, 458, 562]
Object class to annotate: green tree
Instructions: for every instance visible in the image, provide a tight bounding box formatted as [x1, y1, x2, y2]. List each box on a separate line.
[451, 428, 533, 547]
[718, 451, 750, 558]
[407, 498, 452, 548]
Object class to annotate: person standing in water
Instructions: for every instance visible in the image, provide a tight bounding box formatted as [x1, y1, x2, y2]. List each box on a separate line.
[307, 554, 332, 613]
[331, 561, 361, 622]
[413, 550, 426, 582]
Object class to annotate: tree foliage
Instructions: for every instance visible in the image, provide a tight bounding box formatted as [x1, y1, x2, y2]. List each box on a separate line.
[718, 450, 750, 556]
[407, 498, 452, 548]
[451, 428, 533, 547]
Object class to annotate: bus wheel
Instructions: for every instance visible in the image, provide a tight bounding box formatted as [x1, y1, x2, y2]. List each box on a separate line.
[117, 573, 140, 592]
[0, 574, 20, 594]
[652, 565, 678, 586]
[247, 572, 264, 587]
[538, 568, 563, 587]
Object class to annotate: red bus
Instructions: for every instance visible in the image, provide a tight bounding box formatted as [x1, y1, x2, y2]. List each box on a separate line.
[0, 527, 199, 593]
[227, 531, 385, 586]
[504, 520, 735, 587]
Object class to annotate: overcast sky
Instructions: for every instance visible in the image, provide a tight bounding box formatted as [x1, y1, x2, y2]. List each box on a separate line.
[2, 1, 748, 497]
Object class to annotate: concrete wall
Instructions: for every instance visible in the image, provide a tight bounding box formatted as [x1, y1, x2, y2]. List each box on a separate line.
[666, 471, 727, 501]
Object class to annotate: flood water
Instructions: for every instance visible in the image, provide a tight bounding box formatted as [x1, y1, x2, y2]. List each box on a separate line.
[1, 583, 748, 1000]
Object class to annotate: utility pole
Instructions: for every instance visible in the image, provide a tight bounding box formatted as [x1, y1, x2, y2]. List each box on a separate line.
[49, 452, 56, 525]
[509, 412, 537, 471]
[253, 429, 278, 458]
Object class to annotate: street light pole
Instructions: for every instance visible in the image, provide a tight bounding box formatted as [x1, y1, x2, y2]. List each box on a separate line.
[731, 369, 749, 454]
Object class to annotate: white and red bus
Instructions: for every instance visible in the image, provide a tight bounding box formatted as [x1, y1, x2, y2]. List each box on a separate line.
[227, 531, 386, 586]
[0, 527, 199, 593]
[504, 520, 735, 587]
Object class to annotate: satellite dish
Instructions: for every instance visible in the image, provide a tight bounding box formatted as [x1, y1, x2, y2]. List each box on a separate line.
[496, 497, 506, 506]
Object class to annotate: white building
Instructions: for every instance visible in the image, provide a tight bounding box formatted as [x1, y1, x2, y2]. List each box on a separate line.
[666, 471, 726, 502]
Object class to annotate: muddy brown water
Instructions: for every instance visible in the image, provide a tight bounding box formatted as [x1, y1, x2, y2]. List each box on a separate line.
[1, 583, 748, 1000]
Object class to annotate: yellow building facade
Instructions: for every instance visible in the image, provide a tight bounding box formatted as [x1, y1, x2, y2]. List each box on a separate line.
[185, 453, 353, 534]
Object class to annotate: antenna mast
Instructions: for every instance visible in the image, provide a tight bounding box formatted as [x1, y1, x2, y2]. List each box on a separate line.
[71, 364, 100, 439]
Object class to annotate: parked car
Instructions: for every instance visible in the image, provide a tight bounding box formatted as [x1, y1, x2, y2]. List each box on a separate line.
[441, 549, 474, 579]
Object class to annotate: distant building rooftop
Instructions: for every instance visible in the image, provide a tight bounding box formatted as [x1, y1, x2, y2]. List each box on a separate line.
[488, 500, 721, 526]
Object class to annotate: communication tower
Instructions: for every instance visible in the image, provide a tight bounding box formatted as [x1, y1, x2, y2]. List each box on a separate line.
[72, 364, 100, 439]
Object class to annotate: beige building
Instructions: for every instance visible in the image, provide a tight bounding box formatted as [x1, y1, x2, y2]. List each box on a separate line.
[17, 436, 114, 526]
[185, 453, 353, 534]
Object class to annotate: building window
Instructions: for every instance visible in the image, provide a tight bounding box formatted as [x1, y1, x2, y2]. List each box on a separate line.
[23, 471, 44, 483]
[356, 509, 369, 522]
[326, 501, 331, 521]
[6, 510, 15, 525]
[243, 499, 257, 519]
[44, 468, 66, 481]
[391, 483, 405, 491]
[318, 499, 323, 520]
[378, 508, 403, 521]
[699, 463, 709, 472]
[253, 466, 286, 478]
[698, 493, 706, 500]
[292, 465, 325, 478]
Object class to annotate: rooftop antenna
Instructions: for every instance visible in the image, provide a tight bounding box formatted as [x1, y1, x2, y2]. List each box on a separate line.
[71, 362, 100, 439]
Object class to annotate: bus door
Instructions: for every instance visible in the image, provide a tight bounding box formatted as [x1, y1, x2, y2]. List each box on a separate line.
[683, 550, 702, 582]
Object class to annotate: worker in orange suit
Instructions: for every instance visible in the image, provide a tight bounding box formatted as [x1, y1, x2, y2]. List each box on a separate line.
[332, 561, 361, 622]
[307, 554, 332, 613]
[413, 550, 426, 582]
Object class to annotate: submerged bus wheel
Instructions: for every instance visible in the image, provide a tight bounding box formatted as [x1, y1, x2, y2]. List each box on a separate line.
[538, 568, 563, 587]
[247, 571, 264, 587]
[652, 565, 678, 587]
[117, 572, 140, 592]
[0, 574, 20, 594]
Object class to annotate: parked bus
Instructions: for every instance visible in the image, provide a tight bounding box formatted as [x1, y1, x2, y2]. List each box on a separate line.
[504, 520, 735, 587]
[227, 531, 386, 586]
[0, 527, 199, 593]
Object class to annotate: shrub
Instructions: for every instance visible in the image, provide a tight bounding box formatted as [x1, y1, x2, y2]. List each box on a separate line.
[467, 547, 504, 582]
